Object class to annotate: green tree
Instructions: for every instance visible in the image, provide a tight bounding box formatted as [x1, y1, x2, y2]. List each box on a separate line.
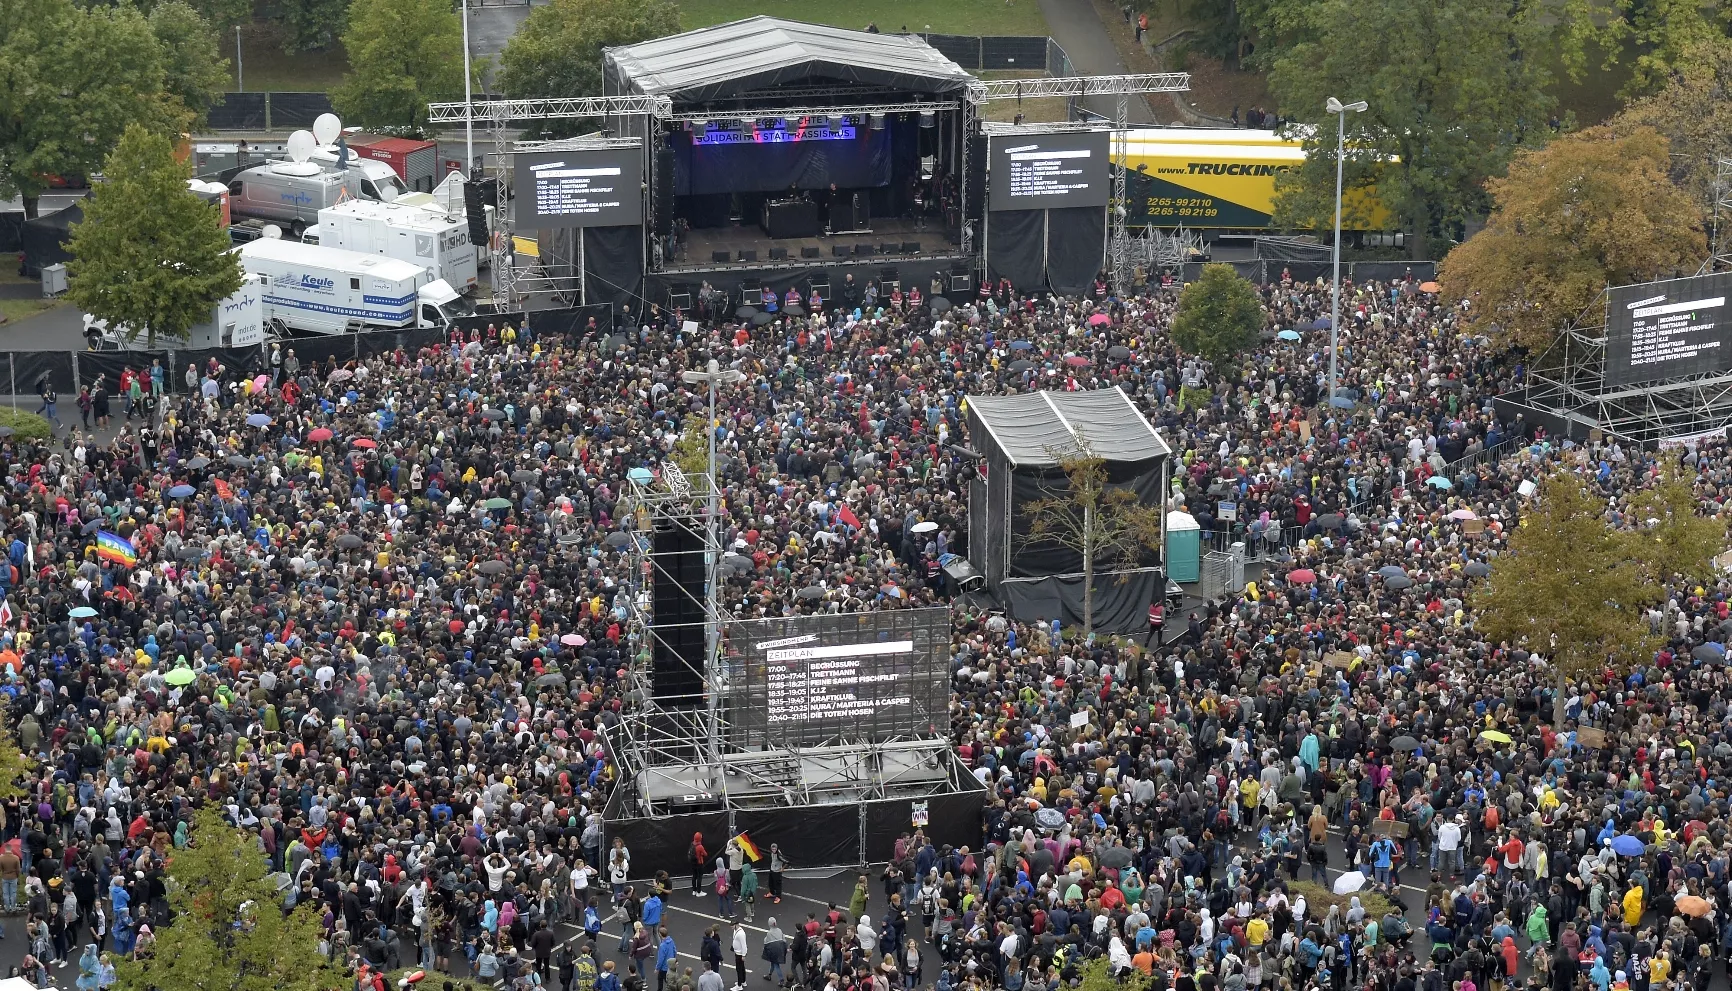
[0, 702, 38, 803]
[67, 126, 243, 347]
[330, 0, 464, 130]
[1475, 464, 1721, 727]
[1025, 445, 1166, 637]
[1438, 126, 1704, 352]
[1253, 0, 1554, 256]
[670, 428, 710, 478]
[0, 0, 191, 217]
[1557, 0, 1729, 97]
[150, 1, 231, 129]
[1169, 263, 1264, 361]
[1612, 36, 1732, 217]
[498, 0, 680, 138]
[113, 804, 338, 991]
[270, 0, 350, 52]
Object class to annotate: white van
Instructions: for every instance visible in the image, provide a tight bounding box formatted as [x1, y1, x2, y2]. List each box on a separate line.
[238, 239, 468, 336]
[305, 200, 478, 294]
[227, 163, 360, 235]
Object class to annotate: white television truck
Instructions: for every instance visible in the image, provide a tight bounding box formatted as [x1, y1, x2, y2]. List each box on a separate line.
[302, 200, 478, 294]
[238, 239, 468, 337]
[84, 274, 268, 349]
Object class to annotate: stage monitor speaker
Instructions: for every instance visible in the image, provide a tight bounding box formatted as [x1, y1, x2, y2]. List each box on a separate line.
[879, 243, 899, 256]
[903, 242, 921, 254]
[649, 523, 708, 704]
[738, 250, 757, 262]
[769, 247, 789, 260]
[712, 251, 730, 263]
[855, 244, 874, 257]
[965, 132, 986, 219]
[880, 266, 899, 282]
[801, 246, 820, 259]
[833, 245, 850, 258]
[654, 148, 675, 237]
[951, 274, 972, 293]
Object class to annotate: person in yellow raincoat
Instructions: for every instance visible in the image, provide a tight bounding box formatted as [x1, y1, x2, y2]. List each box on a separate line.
[1622, 881, 1643, 926]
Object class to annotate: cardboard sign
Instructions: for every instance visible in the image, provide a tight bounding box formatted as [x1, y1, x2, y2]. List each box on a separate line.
[1370, 819, 1411, 838]
[1463, 519, 1485, 535]
[1299, 421, 1313, 442]
[1518, 479, 1537, 498]
[1070, 710, 1091, 729]
[681, 320, 699, 336]
[1325, 651, 1356, 670]
[1576, 726, 1606, 749]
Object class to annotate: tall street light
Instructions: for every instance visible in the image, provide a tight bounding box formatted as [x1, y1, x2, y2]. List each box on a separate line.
[1326, 96, 1367, 409]
[679, 358, 743, 764]
[461, 0, 474, 174]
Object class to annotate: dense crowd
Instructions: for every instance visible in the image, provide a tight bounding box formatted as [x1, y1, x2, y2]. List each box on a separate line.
[0, 266, 1722, 991]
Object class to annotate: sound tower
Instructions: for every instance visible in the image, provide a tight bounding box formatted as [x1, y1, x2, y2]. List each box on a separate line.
[965, 132, 986, 220]
[462, 178, 498, 247]
[650, 522, 708, 705]
[654, 146, 675, 237]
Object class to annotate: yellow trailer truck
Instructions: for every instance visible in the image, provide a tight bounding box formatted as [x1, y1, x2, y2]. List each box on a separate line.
[1119, 128, 1386, 230]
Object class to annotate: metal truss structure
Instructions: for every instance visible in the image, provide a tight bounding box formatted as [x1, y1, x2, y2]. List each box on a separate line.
[971, 72, 1189, 101]
[664, 100, 962, 123]
[1710, 157, 1732, 274]
[427, 94, 672, 123]
[1138, 225, 1201, 270]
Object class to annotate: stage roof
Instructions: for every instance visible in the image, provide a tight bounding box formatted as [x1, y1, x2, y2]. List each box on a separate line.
[605, 17, 976, 103]
[967, 387, 1171, 468]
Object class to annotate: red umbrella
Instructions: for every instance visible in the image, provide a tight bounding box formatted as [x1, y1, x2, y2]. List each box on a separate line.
[1087, 313, 1111, 326]
[351, 437, 378, 449]
[307, 427, 334, 442]
[1065, 355, 1092, 368]
[1287, 568, 1317, 584]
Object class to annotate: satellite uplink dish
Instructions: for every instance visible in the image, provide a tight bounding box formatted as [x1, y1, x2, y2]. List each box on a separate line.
[262, 225, 283, 240]
[312, 113, 343, 147]
[285, 130, 317, 163]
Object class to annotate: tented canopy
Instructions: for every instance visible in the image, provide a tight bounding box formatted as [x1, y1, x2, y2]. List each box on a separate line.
[966, 387, 1170, 468]
[605, 17, 976, 104]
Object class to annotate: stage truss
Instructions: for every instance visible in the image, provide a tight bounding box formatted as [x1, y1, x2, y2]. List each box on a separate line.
[1710, 157, 1732, 275]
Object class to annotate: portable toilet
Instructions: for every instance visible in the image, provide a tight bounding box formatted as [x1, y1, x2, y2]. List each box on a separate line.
[1165, 510, 1201, 582]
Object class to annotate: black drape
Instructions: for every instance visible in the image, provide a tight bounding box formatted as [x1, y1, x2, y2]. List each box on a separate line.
[582, 225, 644, 309]
[998, 569, 1161, 634]
[1044, 205, 1105, 295]
[986, 209, 1044, 290]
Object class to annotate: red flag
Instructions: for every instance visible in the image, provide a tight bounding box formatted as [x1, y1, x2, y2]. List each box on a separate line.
[836, 505, 860, 529]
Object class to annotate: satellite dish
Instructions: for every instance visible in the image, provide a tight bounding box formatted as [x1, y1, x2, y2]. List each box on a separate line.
[262, 225, 283, 239]
[312, 113, 343, 146]
[285, 130, 317, 163]
[268, 161, 323, 177]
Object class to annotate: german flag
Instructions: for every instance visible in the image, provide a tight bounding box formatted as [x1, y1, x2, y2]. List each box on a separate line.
[733, 832, 762, 861]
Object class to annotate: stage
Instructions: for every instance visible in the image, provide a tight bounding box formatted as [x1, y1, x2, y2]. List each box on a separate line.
[670, 216, 961, 273]
[646, 253, 975, 314]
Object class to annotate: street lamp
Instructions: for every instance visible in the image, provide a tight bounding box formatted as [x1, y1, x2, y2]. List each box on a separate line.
[461, 0, 474, 173]
[1325, 96, 1367, 410]
[679, 358, 743, 764]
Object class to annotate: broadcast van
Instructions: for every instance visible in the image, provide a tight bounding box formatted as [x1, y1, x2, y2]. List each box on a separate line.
[237, 239, 469, 337]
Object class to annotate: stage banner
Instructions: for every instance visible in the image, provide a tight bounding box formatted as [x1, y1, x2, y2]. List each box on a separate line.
[986, 209, 1044, 291]
[1044, 205, 1106, 295]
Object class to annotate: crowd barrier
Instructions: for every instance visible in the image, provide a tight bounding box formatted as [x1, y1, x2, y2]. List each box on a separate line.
[205, 92, 336, 131]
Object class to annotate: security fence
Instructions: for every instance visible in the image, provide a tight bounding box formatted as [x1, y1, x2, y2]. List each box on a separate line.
[205, 92, 336, 131]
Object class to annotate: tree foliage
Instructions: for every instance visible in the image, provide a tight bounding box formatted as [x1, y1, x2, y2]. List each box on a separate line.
[1251, 0, 1554, 255]
[269, 0, 350, 53]
[498, 0, 680, 138]
[1612, 36, 1732, 216]
[0, 0, 192, 215]
[0, 701, 38, 804]
[150, 1, 231, 129]
[67, 126, 243, 347]
[1170, 263, 1264, 362]
[330, 0, 464, 130]
[113, 804, 338, 991]
[1026, 447, 1165, 636]
[1474, 463, 1721, 726]
[1437, 126, 1704, 352]
[1557, 0, 1730, 97]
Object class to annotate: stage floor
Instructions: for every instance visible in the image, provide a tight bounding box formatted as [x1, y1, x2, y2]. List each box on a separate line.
[670, 216, 960, 274]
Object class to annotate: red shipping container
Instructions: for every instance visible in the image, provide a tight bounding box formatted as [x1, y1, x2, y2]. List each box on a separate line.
[343, 133, 440, 193]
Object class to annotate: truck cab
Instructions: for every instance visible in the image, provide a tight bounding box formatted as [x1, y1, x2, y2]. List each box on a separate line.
[310, 148, 407, 202]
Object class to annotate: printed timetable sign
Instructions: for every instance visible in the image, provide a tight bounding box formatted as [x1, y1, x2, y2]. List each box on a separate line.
[512, 148, 642, 228]
[1604, 272, 1732, 387]
[989, 132, 1111, 211]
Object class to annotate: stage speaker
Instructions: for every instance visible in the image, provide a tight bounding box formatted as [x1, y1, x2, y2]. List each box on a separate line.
[738, 249, 757, 262]
[903, 241, 921, 254]
[712, 250, 730, 263]
[461, 178, 497, 247]
[769, 247, 788, 260]
[855, 244, 874, 257]
[880, 243, 899, 256]
[966, 132, 986, 219]
[650, 523, 708, 705]
[880, 266, 899, 282]
[801, 246, 820, 259]
[833, 245, 850, 258]
[654, 147, 675, 237]
[951, 273, 972, 293]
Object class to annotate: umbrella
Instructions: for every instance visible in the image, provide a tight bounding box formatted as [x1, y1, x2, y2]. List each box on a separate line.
[481, 408, 507, 421]
[176, 545, 205, 560]
[484, 497, 513, 510]
[912, 521, 939, 534]
[782, 303, 805, 317]
[1008, 359, 1034, 373]
[1033, 808, 1066, 831]
[751, 311, 776, 326]
[1315, 513, 1344, 530]
[931, 297, 952, 313]
[536, 672, 567, 688]
[81, 520, 101, 534]
[477, 559, 509, 575]
[1378, 565, 1406, 578]
[560, 634, 587, 647]
[735, 306, 758, 320]
[602, 334, 629, 352]
[1691, 643, 1725, 662]
[328, 368, 354, 382]
[69, 606, 97, 619]
[1609, 834, 1646, 857]
[797, 585, 825, 600]
[604, 531, 631, 548]
[226, 455, 251, 468]
[246, 413, 272, 427]
[166, 484, 196, 499]
[1390, 735, 1420, 752]
[1065, 355, 1092, 368]
[1307, 316, 1332, 331]
[1463, 562, 1492, 577]
[627, 467, 653, 484]
[1087, 313, 1111, 326]
[306, 428, 333, 443]
[1425, 475, 1453, 490]
[1277, 329, 1302, 341]
[1009, 340, 1034, 351]
[164, 667, 197, 686]
[1676, 895, 1711, 917]
[511, 470, 538, 484]
[186, 456, 210, 470]
[1384, 574, 1414, 590]
[252, 374, 268, 392]
[1332, 871, 1368, 895]
[1328, 396, 1356, 409]
[351, 438, 378, 449]
[1419, 281, 1441, 293]
[0, 427, 13, 439]
[1479, 729, 1512, 744]
[336, 534, 364, 549]
[1287, 568, 1316, 584]
[1448, 509, 1478, 520]
[1107, 345, 1131, 361]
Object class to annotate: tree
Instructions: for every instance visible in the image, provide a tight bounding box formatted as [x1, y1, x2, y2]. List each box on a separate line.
[1169, 263, 1264, 361]
[1253, 0, 1554, 256]
[330, 0, 464, 130]
[1474, 464, 1721, 727]
[1612, 36, 1732, 216]
[113, 804, 338, 991]
[271, 0, 350, 53]
[150, 1, 231, 129]
[1557, 0, 1729, 97]
[0, 0, 191, 217]
[1025, 446, 1166, 637]
[0, 702, 38, 803]
[498, 0, 680, 138]
[67, 126, 243, 347]
[1437, 126, 1704, 351]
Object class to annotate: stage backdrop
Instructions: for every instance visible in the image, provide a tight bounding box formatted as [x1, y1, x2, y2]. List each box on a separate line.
[985, 206, 1105, 295]
[672, 122, 895, 196]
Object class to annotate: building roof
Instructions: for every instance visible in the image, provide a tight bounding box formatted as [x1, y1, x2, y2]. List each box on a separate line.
[605, 17, 975, 103]
[966, 387, 1171, 468]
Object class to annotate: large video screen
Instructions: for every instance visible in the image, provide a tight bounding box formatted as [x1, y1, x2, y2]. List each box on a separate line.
[513, 148, 642, 228]
[1604, 272, 1732, 387]
[725, 608, 949, 749]
[989, 131, 1111, 211]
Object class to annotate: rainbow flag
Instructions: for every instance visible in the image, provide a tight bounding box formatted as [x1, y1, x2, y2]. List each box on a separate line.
[733, 832, 761, 862]
[95, 531, 136, 567]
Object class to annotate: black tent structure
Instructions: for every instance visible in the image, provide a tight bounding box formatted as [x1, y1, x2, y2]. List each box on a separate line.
[965, 386, 1171, 633]
[21, 201, 83, 276]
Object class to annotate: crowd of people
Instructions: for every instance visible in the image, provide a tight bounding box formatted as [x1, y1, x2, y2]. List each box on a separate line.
[0, 265, 1721, 991]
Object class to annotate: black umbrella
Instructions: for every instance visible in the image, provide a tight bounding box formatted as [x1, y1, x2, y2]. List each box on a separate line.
[481, 408, 507, 421]
[177, 545, 205, 560]
[797, 585, 825, 600]
[186, 456, 210, 470]
[931, 297, 952, 314]
[335, 534, 364, 550]
[1008, 359, 1034, 373]
[1463, 562, 1491, 577]
[511, 469, 538, 484]
[751, 311, 776, 326]
[477, 559, 509, 575]
[601, 334, 629, 352]
[227, 455, 251, 468]
[0, 427, 15, 438]
[536, 672, 567, 688]
[734, 306, 758, 320]
[1390, 735, 1420, 752]
[1692, 643, 1726, 662]
[1384, 574, 1414, 590]
[1315, 513, 1345, 530]
[1108, 345, 1131, 361]
[605, 531, 631, 548]
[81, 520, 102, 534]
[782, 303, 805, 317]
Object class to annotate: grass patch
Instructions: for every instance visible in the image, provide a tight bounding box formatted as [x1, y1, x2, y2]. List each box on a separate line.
[980, 70, 1071, 124]
[0, 272, 68, 326]
[1289, 879, 1396, 920]
[220, 21, 350, 94]
[676, 0, 1047, 36]
[0, 408, 54, 442]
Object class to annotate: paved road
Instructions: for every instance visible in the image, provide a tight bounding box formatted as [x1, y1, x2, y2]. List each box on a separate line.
[1034, 0, 1160, 124]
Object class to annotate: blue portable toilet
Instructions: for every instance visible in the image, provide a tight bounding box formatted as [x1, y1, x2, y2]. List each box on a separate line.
[1165, 510, 1201, 582]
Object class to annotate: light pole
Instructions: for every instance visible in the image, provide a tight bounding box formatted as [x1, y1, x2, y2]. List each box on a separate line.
[235, 26, 243, 92]
[461, 0, 474, 174]
[680, 358, 743, 765]
[1325, 96, 1367, 409]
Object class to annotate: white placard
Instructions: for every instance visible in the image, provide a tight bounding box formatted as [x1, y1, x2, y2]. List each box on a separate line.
[1070, 710, 1090, 729]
